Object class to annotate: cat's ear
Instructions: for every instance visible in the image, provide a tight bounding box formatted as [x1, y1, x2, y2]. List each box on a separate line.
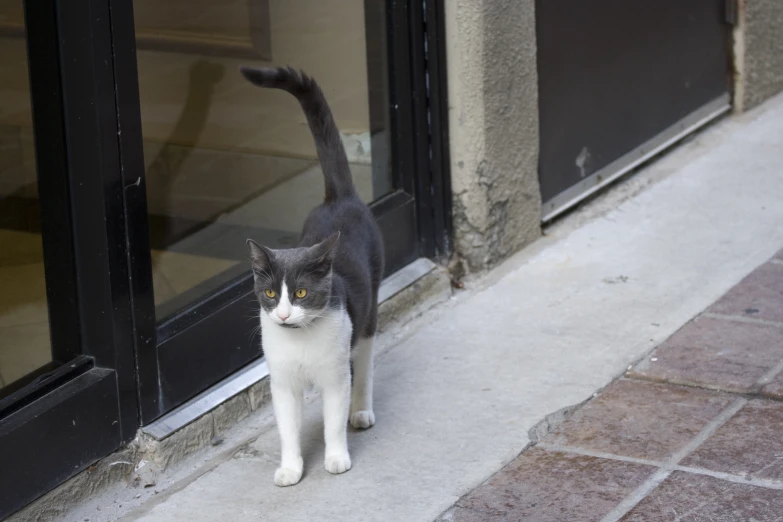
[246, 239, 273, 279]
[310, 232, 340, 265]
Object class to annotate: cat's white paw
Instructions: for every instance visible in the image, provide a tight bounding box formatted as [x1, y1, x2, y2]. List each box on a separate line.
[350, 410, 375, 429]
[274, 466, 303, 487]
[324, 453, 352, 474]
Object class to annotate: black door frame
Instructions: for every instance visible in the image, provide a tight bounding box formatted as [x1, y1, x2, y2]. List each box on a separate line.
[0, 0, 140, 517]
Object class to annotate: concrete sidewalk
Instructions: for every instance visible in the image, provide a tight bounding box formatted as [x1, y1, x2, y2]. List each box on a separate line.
[110, 94, 783, 522]
[439, 250, 783, 521]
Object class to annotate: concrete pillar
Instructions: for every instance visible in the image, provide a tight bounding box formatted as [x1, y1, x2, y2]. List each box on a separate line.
[734, 0, 783, 111]
[445, 0, 542, 275]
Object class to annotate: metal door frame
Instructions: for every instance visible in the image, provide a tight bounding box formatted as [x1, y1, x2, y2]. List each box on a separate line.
[1, 0, 141, 516]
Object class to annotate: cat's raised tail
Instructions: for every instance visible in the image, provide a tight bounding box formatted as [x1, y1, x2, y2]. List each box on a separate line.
[240, 66, 355, 203]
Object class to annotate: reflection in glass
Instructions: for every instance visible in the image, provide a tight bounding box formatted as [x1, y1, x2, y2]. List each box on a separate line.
[134, 0, 392, 321]
[0, 2, 53, 389]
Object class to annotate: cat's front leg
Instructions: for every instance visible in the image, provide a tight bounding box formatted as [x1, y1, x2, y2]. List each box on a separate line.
[322, 368, 352, 474]
[271, 380, 304, 486]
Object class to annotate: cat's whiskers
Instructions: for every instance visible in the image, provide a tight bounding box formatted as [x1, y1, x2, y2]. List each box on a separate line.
[298, 319, 314, 334]
[289, 309, 335, 333]
[247, 323, 262, 340]
[245, 306, 262, 321]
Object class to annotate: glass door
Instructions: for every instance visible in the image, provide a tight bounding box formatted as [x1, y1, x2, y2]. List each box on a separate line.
[137, 0, 397, 323]
[1, 0, 140, 516]
[121, 0, 451, 423]
[0, 0, 53, 394]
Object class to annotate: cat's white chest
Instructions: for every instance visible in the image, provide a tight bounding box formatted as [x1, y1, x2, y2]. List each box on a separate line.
[260, 308, 352, 384]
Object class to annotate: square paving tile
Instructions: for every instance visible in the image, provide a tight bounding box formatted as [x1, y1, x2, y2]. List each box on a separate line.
[621, 471, 783, 521]
[707, 261, 783, 323]
[628, 316, 783, 393]
[681, 400, 783, 481]
[450, 447, 655, 522]
[542, 379, 733, 461]
[762, 372, 783, 400]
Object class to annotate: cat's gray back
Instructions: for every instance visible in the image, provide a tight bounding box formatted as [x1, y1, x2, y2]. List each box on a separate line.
[241, 66, 384, 344]
[301, 197, 383, 342]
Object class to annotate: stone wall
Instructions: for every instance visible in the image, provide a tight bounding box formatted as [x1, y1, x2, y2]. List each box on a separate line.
[445, 0, 542, 275]
[735, 0, 783, 111]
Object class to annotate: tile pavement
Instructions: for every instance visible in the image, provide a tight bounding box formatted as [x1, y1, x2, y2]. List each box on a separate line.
[763, 372, 783, 400]
[707, 260, 783, 323]
[621, 472, 783, 521]
[439, 251, 783, 522]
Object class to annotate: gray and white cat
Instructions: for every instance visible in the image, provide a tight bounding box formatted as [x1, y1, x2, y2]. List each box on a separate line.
[240, 66, 384, 487]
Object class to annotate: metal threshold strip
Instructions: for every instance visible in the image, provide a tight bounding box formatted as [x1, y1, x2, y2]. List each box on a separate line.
[541, 94, 731, 222]
[142, 257, 437, 440]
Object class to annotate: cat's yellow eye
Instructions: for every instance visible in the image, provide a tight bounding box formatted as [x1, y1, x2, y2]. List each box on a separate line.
[265, 289, 276, 298]
[295, 289, 307, 299]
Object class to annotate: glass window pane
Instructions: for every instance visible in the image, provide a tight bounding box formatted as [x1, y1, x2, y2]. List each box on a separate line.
[0, 2, 53, 389]
[133, 0, 392, 321]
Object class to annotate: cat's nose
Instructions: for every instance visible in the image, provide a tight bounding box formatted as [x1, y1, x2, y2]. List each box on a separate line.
[277, 311, 290, 321]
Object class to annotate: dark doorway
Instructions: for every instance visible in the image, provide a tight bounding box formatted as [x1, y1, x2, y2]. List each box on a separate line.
[536, 0, 732, 220]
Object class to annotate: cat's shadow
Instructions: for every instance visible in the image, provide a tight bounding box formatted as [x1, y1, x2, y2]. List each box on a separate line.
[297, 409, 373, 477]
[300, 418, 323, 476]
